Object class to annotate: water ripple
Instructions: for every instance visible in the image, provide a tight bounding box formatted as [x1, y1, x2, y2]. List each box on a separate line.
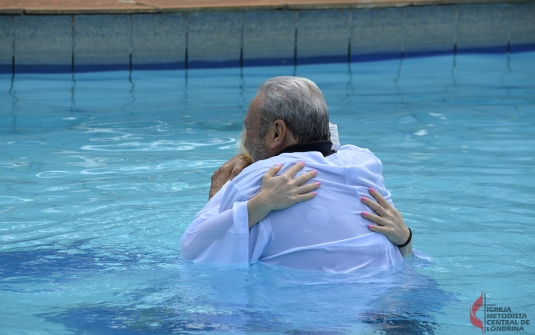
[81, 138, 236, 152]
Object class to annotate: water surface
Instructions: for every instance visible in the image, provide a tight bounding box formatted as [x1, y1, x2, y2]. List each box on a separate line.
[1, 52, 534, 334]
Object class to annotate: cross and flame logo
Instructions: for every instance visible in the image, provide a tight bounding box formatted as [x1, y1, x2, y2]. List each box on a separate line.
[471, 292, 485, 334]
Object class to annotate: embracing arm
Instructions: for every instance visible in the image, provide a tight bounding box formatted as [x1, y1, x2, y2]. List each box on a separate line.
[180, 162, 319, 262]
[360, 188, 413, 257]
[247, 162, 319, 229]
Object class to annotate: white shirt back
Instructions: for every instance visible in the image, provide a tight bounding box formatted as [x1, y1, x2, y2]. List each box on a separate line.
[180, 145, 403, 274]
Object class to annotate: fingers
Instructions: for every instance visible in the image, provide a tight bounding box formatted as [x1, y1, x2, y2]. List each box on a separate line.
[216, 163, 232, 181]
[211, 164, 230, 186]
[297, 181, 321, 194]
[230, 166, 242, 180]
[282, 161, 306, 179]
[369, 188, 391, 210]
[230, 156, 252, 180]
[209, 165, 232, 199]
[279, 162, 319, 186]
[293, 169, 318, 185]
[361, 196, 387, 217]
[294, 191, 318, 202]
[367, 223, 387, 235]
[263, 163, 283, 179]
[263, 161, 320, 194]
[361, 211, 387, 226]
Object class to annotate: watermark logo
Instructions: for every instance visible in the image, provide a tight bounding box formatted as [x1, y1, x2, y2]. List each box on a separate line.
[470, 292, 531, 333]
[471, 292, 485, 333]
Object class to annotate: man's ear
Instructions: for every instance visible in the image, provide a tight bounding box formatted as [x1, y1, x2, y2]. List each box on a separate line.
[266, 119, 287, 150]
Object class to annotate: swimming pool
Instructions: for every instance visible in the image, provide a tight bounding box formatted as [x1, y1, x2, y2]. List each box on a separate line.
[1, 51, 534, 334]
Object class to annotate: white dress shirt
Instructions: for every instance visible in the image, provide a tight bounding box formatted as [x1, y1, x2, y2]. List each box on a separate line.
[180, 144, 403, 274]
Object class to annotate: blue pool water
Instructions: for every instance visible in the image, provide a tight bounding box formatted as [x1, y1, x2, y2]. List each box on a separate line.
[1, 51, 534, 334]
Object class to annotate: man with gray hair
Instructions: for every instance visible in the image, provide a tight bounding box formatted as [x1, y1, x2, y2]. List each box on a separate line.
[180, 76, 412, 274]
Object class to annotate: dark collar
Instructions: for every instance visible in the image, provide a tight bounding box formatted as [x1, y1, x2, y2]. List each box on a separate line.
[277, 141, 336, 157]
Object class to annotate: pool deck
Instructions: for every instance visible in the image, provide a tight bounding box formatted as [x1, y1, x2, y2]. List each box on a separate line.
[0, 0, 529, 14]
[1, 0, 534, 73]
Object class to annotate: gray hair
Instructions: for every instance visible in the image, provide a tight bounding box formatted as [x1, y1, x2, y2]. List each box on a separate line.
[257, 77, 330, 144]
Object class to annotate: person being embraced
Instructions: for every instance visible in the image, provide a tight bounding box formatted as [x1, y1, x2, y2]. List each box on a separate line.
[180, 76, 412, 273]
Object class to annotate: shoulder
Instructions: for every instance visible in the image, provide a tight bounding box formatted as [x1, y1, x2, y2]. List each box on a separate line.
[334, 144, 382, 165]
[229, 154, 316, 193]
[331, 145, 385, 185]
[337, 144, 376, 156]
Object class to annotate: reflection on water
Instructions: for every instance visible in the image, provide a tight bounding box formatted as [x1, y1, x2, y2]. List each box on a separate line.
[1, 51, 534, 334]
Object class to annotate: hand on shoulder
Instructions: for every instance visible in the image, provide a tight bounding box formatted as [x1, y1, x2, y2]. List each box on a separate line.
[209, 154, 252, 199]
[247, 162, 320, 229]
[360, 188, 413, 257]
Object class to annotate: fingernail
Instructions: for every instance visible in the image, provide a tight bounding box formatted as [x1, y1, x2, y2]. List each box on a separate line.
[361, 196, 367, 202]
[316, 182, 321, 186]
[300, 161, 305, 165]
[369, 188, 376, 193]
[368, 224, 374, 229]
[312, 192, 317, 196]
[362, 211, 369, 217]
[313, 170, 317, 175]
[276, 163, 282, 167]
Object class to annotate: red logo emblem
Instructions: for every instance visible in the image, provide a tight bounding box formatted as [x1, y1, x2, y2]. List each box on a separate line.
[471, 292, 485, 334]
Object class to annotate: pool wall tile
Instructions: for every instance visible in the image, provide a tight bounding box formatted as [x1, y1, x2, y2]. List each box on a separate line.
[14, 15, 72, 73]
[297, 10, 350, 64]
[457, 4, 509, 53]
[351, 8, 402, 62]
[132, 13, 186, 70]
[187, 11, 241, 68]
[2, 5, 533, 74]
[74, 15, 130, 72]
[243, 11, 295, 67]
[402, 5, 456, 55]
[510, 2, 535, 51]
[0, 16, 13, 74]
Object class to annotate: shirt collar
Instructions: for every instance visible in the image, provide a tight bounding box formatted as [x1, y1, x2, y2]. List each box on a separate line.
[277, 141, 336, 157]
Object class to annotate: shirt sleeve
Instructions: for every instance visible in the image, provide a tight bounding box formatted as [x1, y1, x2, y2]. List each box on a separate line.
[179, 182, 271, 265]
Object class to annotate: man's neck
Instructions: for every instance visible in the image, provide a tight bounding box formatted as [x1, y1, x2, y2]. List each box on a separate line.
[277, 141, 335, 157]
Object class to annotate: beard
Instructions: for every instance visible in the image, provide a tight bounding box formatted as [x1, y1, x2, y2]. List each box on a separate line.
[248, 137, 271, 162]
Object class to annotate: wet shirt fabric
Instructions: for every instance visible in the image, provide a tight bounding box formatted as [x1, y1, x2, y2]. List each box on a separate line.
[179, 145, 403, 274]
